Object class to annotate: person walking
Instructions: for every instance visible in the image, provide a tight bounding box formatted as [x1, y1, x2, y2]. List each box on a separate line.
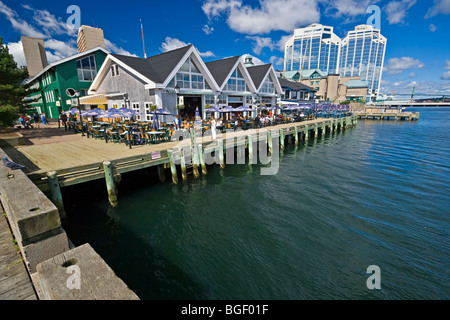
[33, 112, 40, 128]
[40, 113, 48, 125]
[173, 114, 180, 130]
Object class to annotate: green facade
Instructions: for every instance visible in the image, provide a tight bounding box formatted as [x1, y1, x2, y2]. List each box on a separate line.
[27, 49, 107, 119]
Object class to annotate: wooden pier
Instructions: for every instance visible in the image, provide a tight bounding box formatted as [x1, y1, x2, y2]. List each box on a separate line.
[354, 110, 420, 121]
[6, 116, 357, 207]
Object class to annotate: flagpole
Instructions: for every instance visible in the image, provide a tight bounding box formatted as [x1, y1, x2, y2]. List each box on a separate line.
[140, 19, 147, 59]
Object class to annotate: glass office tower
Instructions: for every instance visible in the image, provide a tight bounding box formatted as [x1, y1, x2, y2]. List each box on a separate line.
[284, 24, 387, 100]
[339, 25, 387, 100]
[284, 24, 341, 75]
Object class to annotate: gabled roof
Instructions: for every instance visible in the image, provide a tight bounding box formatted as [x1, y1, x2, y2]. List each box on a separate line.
[205, 56, 241, 88]
[300, 69, 328, 79]
[279, 78, 316, 92]
[111, 45, 193, 84]
[26, 46, 109, 84]
[282, 71, 301, 80]
[246, 64, 272, 89]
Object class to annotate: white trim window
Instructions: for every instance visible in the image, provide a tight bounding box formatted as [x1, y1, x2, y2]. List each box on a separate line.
[225, 68, 246, 92]
[260, 74, 275, 94]
[42, 72, 52, 86]
[144, 102, 153, 121]
[132, 102, 140, 120]
[76, 54, 97, 81]
[172, 57, 208, 90]
[111, 64, 120, 77]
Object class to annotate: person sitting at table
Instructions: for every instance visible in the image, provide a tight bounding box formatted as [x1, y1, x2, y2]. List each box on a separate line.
[132, 124, 144, 144]
[183, 120, 190, 131]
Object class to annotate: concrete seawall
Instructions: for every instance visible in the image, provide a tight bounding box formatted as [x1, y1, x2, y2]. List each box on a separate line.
[0, 147, 139, 300]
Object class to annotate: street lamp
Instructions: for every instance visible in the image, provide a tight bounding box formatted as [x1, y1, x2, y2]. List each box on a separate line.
[174, 84, 180, 115]
[75, 90, 85, 136]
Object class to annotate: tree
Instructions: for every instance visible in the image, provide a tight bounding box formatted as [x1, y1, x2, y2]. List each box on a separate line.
[0, 37, 33, 127]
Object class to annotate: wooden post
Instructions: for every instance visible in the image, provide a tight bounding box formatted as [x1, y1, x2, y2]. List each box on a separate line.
[167, 150, 178, 184]
[314, 123, 318, 139]
[267, 130, 272, 155]
[180, 149, 187, 181]
[294, 126, 299, 145]
[305, 125, 309, 141]
[103, 161, 118, 207]
[198, 143, 207, 175]
[218, 139, 225, 169]
[156, 164, 165, 183]
[248, 134, 254, 163]
[279, 129, 285, 150]
[47, 171, 66, 220]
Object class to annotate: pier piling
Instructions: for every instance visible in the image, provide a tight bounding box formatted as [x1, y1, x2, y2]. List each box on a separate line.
[103, 161, 118, 207]
[167, 150, 178, 184]
[46, 171, 66, 220]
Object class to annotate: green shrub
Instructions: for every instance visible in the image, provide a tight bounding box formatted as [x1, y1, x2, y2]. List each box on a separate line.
[0, 105, 19, 128]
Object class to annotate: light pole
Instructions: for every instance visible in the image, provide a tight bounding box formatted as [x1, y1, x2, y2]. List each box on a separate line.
[174, 84, 180, 115]
[75, 90, 85, 136]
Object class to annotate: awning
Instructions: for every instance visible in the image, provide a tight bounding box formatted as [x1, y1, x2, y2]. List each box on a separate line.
[78, 93, 107, 105]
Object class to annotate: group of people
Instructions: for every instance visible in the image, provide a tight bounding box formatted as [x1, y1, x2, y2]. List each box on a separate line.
[19, 112, 48, 129]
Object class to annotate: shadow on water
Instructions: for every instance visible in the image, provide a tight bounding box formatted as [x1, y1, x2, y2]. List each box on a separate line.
[62, 167, 206, 300]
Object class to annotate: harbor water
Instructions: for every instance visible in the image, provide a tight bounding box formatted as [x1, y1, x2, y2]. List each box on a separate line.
[63, 107, 449, 300]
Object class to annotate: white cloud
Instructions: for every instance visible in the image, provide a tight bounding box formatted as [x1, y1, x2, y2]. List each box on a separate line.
[270, 56, 284, 67]
[441, 71, 450, 80]
[23, 5, 76, 37]
[0, 1, 46, 38]
[384, 57, 425, 75]
[202, 24, 214, 35]
[425, 0, 450, 18]
[159, 37, 214, 58]
[5, 40, 26, 67]
[245, 36, 275, 55]
[200, 50, 215, 58]
[429, 24, 437, 32]
[105, 39, 137, 57]
[202, 0, 320, 34]
[408, 72, 416, 78]
[383, 0, 417, 25]
[323, 0, 380, 18]
[44, 39, 78, 57]
[441, 60, 450, 80]
[160, 37, 190, 52]
[444, 60, 450, 70]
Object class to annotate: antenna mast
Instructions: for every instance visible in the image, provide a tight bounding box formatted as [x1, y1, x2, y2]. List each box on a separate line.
[140, 19, 147, 58]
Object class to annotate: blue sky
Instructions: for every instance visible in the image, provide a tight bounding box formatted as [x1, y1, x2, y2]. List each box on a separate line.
[1, 0, 450, 98]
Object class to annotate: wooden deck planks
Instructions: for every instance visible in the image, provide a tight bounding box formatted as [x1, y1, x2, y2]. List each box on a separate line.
[0, 210, 37, 300]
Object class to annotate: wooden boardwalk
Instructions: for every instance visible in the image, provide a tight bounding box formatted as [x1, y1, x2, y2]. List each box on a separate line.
[0, 206, 37, 300]
[5, 116, 356, 196]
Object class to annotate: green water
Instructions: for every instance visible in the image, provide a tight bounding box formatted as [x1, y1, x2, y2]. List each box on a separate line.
[63, 108, 449, 300]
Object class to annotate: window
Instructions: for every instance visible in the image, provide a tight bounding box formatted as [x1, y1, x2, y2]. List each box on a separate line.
[76, 54, 97, 81]
[144, 103, 153, 121]
[260, 75, 275, 94]
[225, 69, 247, 92]
[315, 81, 320, 85]
[310, 81, 314, 85]
[42, 72, 52, 86]
[174, 57, 207, 90]
[111, 64, 119, 77]
[205, 95, 215, 105]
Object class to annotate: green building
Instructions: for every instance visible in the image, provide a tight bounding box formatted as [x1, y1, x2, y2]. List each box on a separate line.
[25, 46, 108, 119]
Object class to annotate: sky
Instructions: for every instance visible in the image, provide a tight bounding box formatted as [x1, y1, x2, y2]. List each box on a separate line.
[1, 0, 450, 98]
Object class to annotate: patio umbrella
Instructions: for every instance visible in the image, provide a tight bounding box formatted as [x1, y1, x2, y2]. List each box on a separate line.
[64, 108, 80, 114]
[219, 106, 235, 113]
[83, 108, 106, 116]
[205, 107, 220, 113]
